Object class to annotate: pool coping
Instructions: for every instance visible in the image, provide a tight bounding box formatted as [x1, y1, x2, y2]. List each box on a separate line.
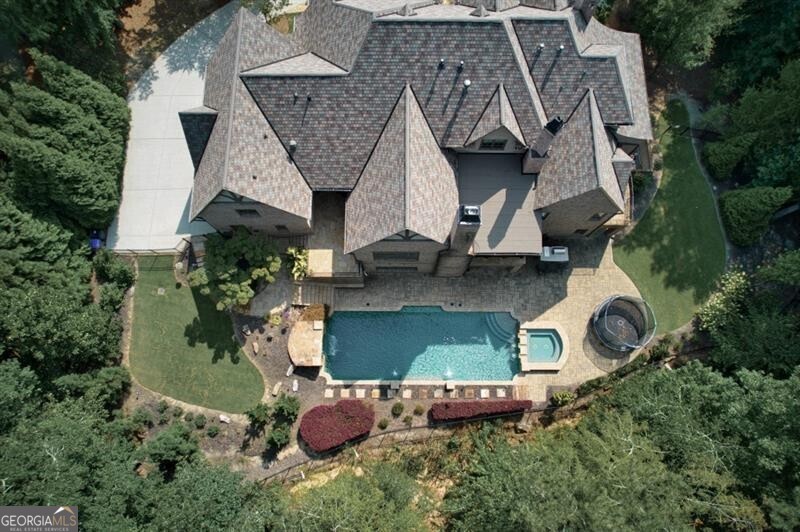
[518, 320, 570, 372]
[319, 305, 547, 386]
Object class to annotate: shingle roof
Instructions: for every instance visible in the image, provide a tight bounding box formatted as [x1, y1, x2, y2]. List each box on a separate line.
[242, 52, 348, 76]
[512, 18, 632, 125]
[189, 1, 651, 226]
[244, 19, 544, 189]
[344, 85, 458, 253]
[465, 83, 526, 146]
[535, 89, 624, 211]
[189, 8, 311, 220]
[179, 106, 217, 170]
[612, 147, 635, 199]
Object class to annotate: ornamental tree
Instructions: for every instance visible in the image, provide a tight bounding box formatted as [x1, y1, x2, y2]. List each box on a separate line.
[187, 228, 281, 311]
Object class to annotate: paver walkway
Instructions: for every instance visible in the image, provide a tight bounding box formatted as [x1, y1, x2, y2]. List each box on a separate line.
[107, 3, 237, 251]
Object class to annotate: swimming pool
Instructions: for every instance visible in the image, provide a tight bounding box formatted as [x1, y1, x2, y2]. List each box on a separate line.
[323, 306, 520, 381]
[526, 330, 562, 362]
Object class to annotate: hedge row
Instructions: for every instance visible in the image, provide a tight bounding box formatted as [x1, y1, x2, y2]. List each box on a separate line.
[299, 400, 374, 453]
[429, 400, 532, 422]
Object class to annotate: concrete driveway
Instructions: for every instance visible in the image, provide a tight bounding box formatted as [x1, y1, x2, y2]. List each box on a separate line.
[107, 2, 238, 251]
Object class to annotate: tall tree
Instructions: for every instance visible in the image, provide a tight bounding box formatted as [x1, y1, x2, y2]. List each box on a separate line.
[705, 60, 800, 180]
[444, 412, 708, 530]
[712, 0, 800, 95]
[632, 0, 743, 69]
[0, 286, 121, 378]
[28, 49, 130, 136]
[0, 194, 89, 296]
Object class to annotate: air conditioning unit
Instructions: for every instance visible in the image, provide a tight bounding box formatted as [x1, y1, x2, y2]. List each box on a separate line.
[540, 246, 569, 263]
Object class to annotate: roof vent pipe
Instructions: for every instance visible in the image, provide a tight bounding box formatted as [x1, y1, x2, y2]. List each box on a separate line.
[538, 43, 545, 49]
[288, 139, 297, 152]
[458, 60, 464, 70]
[463, 79, 471, 88]
[439, 58, 445, 68]
[559, 44, 565, 51]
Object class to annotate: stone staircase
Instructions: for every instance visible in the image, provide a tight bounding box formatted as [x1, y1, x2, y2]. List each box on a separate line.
[292, 282, 335, 308]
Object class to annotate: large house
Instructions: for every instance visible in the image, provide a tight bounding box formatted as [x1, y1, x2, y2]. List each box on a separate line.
[180, 0, 651, 279]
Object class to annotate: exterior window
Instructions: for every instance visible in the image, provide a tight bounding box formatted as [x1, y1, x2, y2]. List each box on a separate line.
[479, 138, 507, 150]
[574, 229, 588, 235]
[373, 251, 420, 262]
[274, 224, 289, 232]
[589, 212, 607, 221]
[236, 209, 260, 218]
[376, 266, 418, 272]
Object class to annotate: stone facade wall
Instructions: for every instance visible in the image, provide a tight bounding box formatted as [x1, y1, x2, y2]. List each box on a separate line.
[199, 201, 312, 236]
[352, 239, 447, 274]
[540, 188, 618, 237]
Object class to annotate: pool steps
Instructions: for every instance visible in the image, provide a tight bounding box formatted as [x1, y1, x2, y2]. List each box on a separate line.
[484, 313, 518, 344]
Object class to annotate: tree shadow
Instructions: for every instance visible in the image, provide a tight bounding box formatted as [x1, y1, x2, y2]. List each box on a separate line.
[614, 101, 726, 305]
[184, 286, 242, 363]
[124, 1, 237, 100]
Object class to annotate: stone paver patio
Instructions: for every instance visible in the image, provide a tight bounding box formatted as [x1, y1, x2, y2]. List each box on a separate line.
[332, 237, 641, 402]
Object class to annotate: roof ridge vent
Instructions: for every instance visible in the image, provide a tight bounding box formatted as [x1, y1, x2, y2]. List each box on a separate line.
[470, 5, 490, 17]
[399, 3, 417, 16]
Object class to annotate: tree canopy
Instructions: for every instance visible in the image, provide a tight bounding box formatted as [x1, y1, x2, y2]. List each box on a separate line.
[631, 0, 743, 69]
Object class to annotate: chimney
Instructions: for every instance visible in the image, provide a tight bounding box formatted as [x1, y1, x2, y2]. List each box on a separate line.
[435, 205, 481, 277]
[450, 205, 481, 254]
[522, 117, 563, 174]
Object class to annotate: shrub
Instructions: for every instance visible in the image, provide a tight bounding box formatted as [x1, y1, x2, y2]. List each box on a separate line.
[285, 246, 309, 280]
[403, 415, 413, 427]
[245, 402, 272, 431]
[273, 393, 301, 424]
[413, 405, 425, 416]
[158, 413, 169, 425]
[697, 270, 750, 333]
[299, 400, 375, 453]
[704, 134, 756, 180]
[93, 249, 135, 289]
[429, 400, 532, 423]
[171, 406, 183, 418]
[131, 407, 154, 430]
[194, 414, 207, 430]
[550, 391, 576, 407]
[719, 186, 792, 246]
[206, 425, 220, 438]
[391, 402, 404, 418]
[267, 313, 282, 327]
[183, 412, 194, 423]
[157, 400, 169, 414]
[378, 418, 389, 430]
[267, 424, 292, 449]
[99, 283, 124, 312]
[631, 171, 653, 194]
[758, 250, 800, 287]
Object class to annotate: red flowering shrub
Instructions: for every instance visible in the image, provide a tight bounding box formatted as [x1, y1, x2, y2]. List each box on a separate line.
[429, 400, 532, 422]
[299, 400, 375, 453]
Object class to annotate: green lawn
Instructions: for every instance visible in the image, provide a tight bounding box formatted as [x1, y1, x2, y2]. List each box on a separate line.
[614, 100, 726, 332]
[129, 256, 264, 413]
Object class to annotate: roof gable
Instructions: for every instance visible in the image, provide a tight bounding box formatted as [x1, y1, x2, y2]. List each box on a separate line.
[189, 7, 311, 220]
[344, 85, 457, 253]
[535, 89, 623, 211]
[465, 83, 526, 146]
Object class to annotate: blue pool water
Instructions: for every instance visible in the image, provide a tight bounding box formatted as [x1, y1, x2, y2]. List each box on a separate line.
[323, 307, 520, 381]
[527, 329, 562, 362]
